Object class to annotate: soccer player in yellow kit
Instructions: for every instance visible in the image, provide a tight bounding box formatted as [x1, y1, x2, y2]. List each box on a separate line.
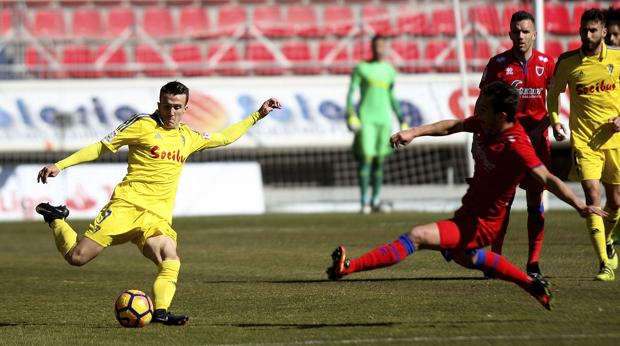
[547, 9, 620, 281]
[35, 81, 281, 324]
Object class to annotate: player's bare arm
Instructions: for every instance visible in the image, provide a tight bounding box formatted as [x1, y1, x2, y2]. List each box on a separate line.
[552, 122, 568, 142]
[609, 116, 620, 132]
[390, 119, 463, 148]
[529, 165, 606, 217]
[37, 164, 60, 184]
[257, 98, 282, 118]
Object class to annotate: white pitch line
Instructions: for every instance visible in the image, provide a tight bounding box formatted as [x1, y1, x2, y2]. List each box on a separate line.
[210, 333, 620, 346]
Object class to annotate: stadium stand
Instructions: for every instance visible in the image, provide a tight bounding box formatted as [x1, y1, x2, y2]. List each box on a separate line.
[544, 2, 572, 35]
[72, 8, 104, 39]
[395, 6, 429, 36]
[468, 4, 501, 36]
[171, 42, 210, 76]
[104, 7, 134, 38]
[362, 4, 393, 36]
[286, 5, 321, 38]
[32, 9, 66, 38]
[142, 6, 176, 38]
[323, 5, 356, 37]
[178, 6, 210, 38]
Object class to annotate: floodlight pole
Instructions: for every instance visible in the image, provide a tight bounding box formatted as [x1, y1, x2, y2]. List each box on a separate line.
[534, 0, 545, 53]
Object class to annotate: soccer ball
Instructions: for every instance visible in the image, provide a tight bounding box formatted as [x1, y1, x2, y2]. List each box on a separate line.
[114, 289, 153, 328]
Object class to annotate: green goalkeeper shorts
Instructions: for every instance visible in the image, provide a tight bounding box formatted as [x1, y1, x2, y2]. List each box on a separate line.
[352, 121, 393, 160]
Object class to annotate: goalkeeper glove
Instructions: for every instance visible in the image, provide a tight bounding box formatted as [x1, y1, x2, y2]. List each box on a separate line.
[399, 121, 409, 131]
[347, 114, 361, 132]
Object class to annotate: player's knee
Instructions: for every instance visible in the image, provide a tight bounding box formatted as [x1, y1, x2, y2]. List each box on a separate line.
[65, 248, 93, 266]
[408, 227, 426, 247]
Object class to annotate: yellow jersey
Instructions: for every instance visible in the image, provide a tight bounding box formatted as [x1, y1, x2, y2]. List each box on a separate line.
[548, 42, 620, 149]
[99, 111, 261, 223]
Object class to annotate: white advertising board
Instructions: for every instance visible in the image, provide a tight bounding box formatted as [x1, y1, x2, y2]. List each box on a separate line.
[0, 163, 264, 222]
[0, 75, 573, 152]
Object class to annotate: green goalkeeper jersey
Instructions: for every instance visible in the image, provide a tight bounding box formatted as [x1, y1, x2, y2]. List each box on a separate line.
[346, 60, 402, 124]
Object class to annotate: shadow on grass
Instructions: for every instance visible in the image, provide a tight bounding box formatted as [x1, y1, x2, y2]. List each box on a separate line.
[213, 322, 401, 329]
[202, 276, 489, 284]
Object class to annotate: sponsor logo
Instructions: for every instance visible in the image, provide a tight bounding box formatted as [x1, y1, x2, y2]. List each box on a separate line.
[150, 145, 186, 163]
[575, 80, 617, 95]
[511, 80, 544, 97]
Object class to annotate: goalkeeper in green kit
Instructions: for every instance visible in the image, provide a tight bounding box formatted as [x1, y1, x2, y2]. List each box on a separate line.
[346, 35, 408, 214]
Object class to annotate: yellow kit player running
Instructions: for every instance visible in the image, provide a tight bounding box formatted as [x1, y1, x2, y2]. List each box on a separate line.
[36, 81, 281, 324]
[547, 9, 620, 281]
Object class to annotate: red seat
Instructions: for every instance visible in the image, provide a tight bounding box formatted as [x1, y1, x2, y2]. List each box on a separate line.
[172, 43, 210, 76]
[1, 10, 12, 37]
[95, 45, 135, 78]
[206, 43, 245, 75]
[282, 41, 320, 75]
[105, 7, 134, 38]
[286, 5, 320, 37]
[362, 5, 392, 35]
[544, 3, 572, 35]
[572, 2, 602, 32]
[62, 45, 101, 78]
[501, 4, 533, 28]
[464, 40, 492, 71]
[323, 5, 355, 37]
[135, 44, 176, 77]
[72, 8, 103, 39]
[432, 8, 456, 36]
[215, 6, 246, 37]
[32, 9, 66, 38]
[178, 7, 210, 38]
[252, 5, 286, 37]
[425, 40, 457, 72]
[544, 40, 565, 60]
[142, 7, 175, 38]
[246, 42, 285, 75]
[130, 0, 158, 5]
[318, 41, 352, 75]
[93, 0, 123, 5]
[25, 45, 59, 78]
[390, 40, 424, 73]
[468, 4, 501, 36]
[25, 1, 51, 7]
[352, 41, 371, 62]
[59, 0, 88, 6]
[568, 39, 581, 51]
[396, 6, 429, 36]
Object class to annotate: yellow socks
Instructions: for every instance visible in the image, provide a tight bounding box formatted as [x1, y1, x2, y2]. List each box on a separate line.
[587, 214, 607, 263]
[603, 205, 619, 243]
[153, 259, 180, 311]
[50, 219, 78, 257]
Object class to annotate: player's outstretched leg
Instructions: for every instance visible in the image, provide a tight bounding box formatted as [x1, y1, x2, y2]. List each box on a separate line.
[152, 309, 189, 326]
[326, 246, 350, 280]
[529, 275, 553, 311]
[36, 202, 69, 223]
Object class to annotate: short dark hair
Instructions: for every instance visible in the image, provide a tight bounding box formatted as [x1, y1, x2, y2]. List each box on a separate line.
[371, 34, 385, 47]
[510, 10, 535, 27]
[480, 81, 519, 122]
[160, 81, 189, 104]
[606, 7, 620, 28]
[581, 8, 606, 26]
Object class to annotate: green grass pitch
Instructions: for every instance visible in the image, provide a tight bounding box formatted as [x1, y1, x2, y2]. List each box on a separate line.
[2, 211, 620, 345]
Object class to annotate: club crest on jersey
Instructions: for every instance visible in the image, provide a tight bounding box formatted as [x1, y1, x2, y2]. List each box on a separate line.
[536, 66, 544, 76]
[608, 64, 614, 75]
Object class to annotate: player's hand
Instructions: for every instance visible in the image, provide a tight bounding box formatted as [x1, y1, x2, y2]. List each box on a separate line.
[346, 115, 361, 132]
[390, 129, 416, 149]
[257, 98, 282, 118]
[37, 164, 60, 184]
[552, 123, 567, 142]
[577, 205, 608, 218]
[609, 116, 620, 132]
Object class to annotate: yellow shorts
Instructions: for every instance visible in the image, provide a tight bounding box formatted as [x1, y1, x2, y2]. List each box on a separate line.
[569, 146, 620, 184]
[84, 199, 177, 252]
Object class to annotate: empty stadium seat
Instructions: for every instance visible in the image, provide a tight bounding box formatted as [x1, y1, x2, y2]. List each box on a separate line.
[318, 41, 352, 75]
[62, 45, 101, 78]
[286, 5, 320, 37]
[282, 41, 320, 75]
[142, 7, 175, 38]
[544, 40, 565, 60]
[246, 42, 285, 75]
[206, 43, 245, 75]
[59, 0, 88, 6]
[468, 4, 501, 36]
[362, 5, 393, 35]
[464, 40, 492, 71]
[178, 7, 210, 38]
[215, 6, 246, 37]
[352, 41, 372, 62]
[252, 5, 286, 37]
[572, 2, 602, 32]
[25, 1, 51, 7]
[105, 7, 134, 38]
[323, 5, 355, 37]
[32, 9, 66, 39]
[544, 3, 572, 35]
[1, 10, 12, 37]
[395, 6, 429, 36]
[171, 43, 210, 76]
[93, 0, 123, 5]
[501, 4, 533, 29]
[425, 40, 457, 72]
[568, 39, 582, 51]
[135, 44, 176, 77]
[72, 8, 103, 39]
[390, 40, 424, 73]
[130, 0, 158, 5]
[432, 8, 456, 36]
[95, 45, 135, 78]
[25, 45, 59, 78]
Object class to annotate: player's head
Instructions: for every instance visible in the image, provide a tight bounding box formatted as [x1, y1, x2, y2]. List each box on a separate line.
[580, 8, 607, 54]
[508, 11, 536, 57]
[157, 81, 189, 130]
[370, 35, 387, 61]
[605, 7, 620, 47]
[476, 81, 519, 130]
